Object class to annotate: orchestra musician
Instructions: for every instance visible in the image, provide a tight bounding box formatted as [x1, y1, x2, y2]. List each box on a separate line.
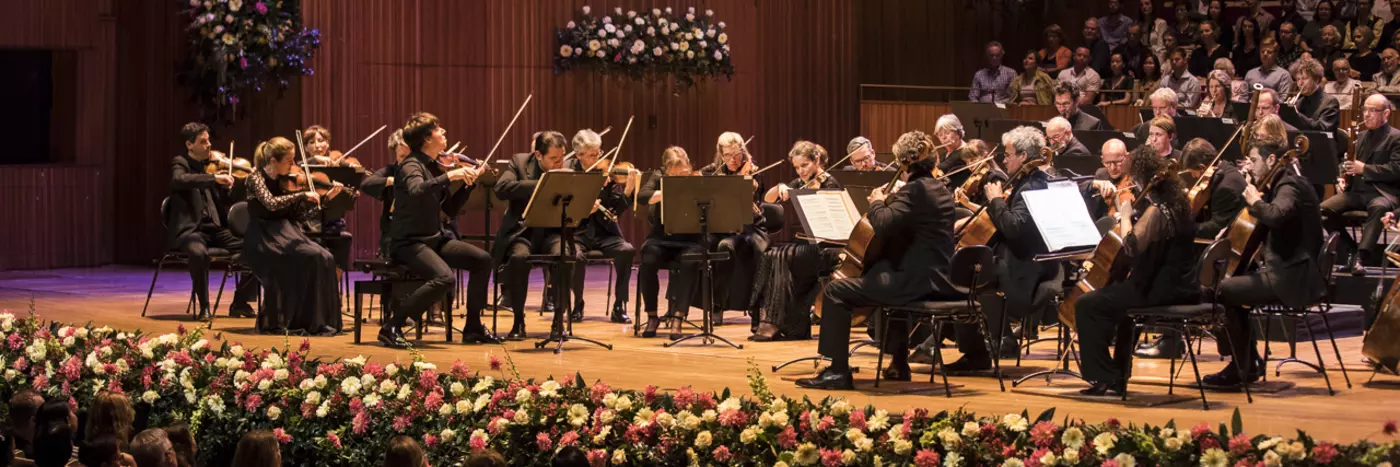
[494, 131, 585, 340]
[1146, 116, 1181, 163]
[1075, 146, 1200, 395]
[1284, 57, 1340, 132]
[934, 115, 978, 189]
[1133, 88, 1180, 142]
[1046, 116, 1092, 160]
[299, 125, 357, 284]
[840, 137, 890, 171]
[1253, 88, 1301, 133]
[749, 141, 842, 341]
[700, 132, 771, 318]
[1322, 94, 1400, 275]
[1054, 82, 1110, 131]
[1185, 138, 1247, 240]
[304, 125, 361, 167]
[1080, 138, 1131, 221]
[359, 129, 410, 258]
[565, 129, 639, 324]
[380, 113, 496, 348]
[795, 131, 960, 389]
[948, 126, 1059, 371]
[167, 122, 259, 321]
[636, 147, 707, 339]
[1204, 139, 1324, 387]
[243, 137, 344, 335]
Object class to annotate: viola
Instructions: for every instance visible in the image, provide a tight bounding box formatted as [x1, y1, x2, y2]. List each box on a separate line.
[206, 150, 254, 179]
[280, 165, 354, 199]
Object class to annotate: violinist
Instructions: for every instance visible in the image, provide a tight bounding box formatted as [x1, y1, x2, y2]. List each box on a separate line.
[948, 126, 1058, 371]
[242, 137, 343, 335]
[359, 129, 410, 258]
[700, 132, 772, 318]
[381, 113, 496, 349]
[950, 139, 1009, 220]
[167, 122, 258, 321]
[749, 141, 842, 341]
[1185, 138, 1247, 240]
[1074, 146, 1201, 395]
[565, 129, 639, 324]
[1046, 116, 1092, 160]
[1080, 138, 1131, 222]
[300, 125, 356, 284]
[636, 147, 707, 339]
[494, 131, 585, 340]
[304, 125, 362, 168]
[840, 137, 890, 171]
[1054, 82, 1110, 131]
[1283, 57, 1340, 132]
[1322, 94, 1400, 275]
[1204, 139, 1324, 387]
[934, 115, 976, 188]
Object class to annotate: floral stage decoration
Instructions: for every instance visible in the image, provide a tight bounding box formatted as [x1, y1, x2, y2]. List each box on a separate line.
[176, 0, 320, 120]
[3, 312, 1400, 466]
[555, 6, 734, 91]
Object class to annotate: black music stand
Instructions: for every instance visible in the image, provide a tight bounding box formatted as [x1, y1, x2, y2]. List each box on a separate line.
[1174, 116, 1241, 159]
[831, 171, 899, 216]
[1078, 104, 1114, 130]
[1293, 130, 1340, 184]
[522, 171, 613, 353]
[952, 101, 1012, 140]
[460, 161, 509, 334]
[661, 175, 753, 350]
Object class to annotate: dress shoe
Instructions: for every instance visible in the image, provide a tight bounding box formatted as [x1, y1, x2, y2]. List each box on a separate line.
[1202, 360, 1262, 387]
[378, 326, 411, 349]
[908, 347, 936, 365]
[1351, 256, 1368, 276]
[609, 301, 632, 324]
[1134, 336, 1184, 360]
[315, 326, 339, 337]
[994, 337, 1020, 359]
[541, 295, 557, 313]
[641, 313, 661, 338]
[461, 325, 502, 344]
[506, 321, 528, 341]
[1078, 380, 1125, 396]
[942, 356, 993, 373]
[668, 316, 686, 340]
[569, 300, 585, 323]
[196, 306, 212, 322]
[228, 305, 257, 319]
[795, 367, 856, 390]
[882, 362, 912, 382]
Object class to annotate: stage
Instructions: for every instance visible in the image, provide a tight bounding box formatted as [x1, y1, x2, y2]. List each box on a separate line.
[2, 265, 1395, 442]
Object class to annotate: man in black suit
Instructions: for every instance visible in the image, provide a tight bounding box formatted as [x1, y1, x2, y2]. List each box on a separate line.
[1080, 138, 1130, 222]
[1285, 57, 1341, 132]
[1204, 139, 1325, 386]
[947, 126, 1060, 371]
[493, 131, 585, 340]
[1323, 94, 1400, 274]
[167, 122, 258, 321]
[1055, 82, 1108, 132]
[795, 130, 961, 390]
[1046, 116, 1092, 161]
[1253, 88, 1302, 133]
[564, 129, 637, 324]
[380, 113, 496, 348]
[1183, 138, 1247, 240]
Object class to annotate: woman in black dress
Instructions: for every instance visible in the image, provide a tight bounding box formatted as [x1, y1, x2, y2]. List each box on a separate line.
[637, 147, 708, 339]
[749, 141, 843, 341]
[701, 132, 773, 319]
[245, 137, 344, 335]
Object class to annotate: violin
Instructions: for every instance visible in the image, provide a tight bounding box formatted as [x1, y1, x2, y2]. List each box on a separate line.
[206, 150, 254, 179]
[1186, 123, 1246, 220]
[280, 165, 354, 198]
[436, 151, 497, 176]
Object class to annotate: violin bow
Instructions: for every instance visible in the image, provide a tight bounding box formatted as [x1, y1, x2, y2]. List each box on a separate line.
[483, 94, 533, 166]
[588, 119, 632, 172]
[227, 141, 234, 177]
[337, 124, 388, 162]
[293, 130, 315, 196]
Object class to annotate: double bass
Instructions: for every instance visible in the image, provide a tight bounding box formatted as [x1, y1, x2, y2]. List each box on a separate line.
[1363, 230, 1400, 373]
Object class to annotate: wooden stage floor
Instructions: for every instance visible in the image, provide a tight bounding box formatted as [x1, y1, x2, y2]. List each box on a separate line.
[2, 265, 1397, 442]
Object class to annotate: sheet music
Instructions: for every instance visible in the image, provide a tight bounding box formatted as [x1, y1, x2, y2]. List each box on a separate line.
[1021, 181, 1102, 252]
[793, 191, 860, 242]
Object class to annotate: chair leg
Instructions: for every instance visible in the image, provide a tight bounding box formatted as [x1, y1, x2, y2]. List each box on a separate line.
[186, 292, 195, 315]
[875, 310, 889, 389]
[633, 280, 642, 337]
[604, 261, 615, 318]
[1014, 318, 1025, 367]
[1319, 312, 1353, 388]
[983, 311, 1007, 393]
[142, 258, 169, 317]
[934, 320, 953, 397]
[354, 289, 363, 344]
[1303, 315, 1336, 396]
[212, 265, 232, 318]
[1184, 329, 1210, 410]
[1261, 313, 1272, 382]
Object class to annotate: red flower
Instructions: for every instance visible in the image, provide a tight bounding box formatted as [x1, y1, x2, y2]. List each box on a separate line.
[586, 449, 607, 467]
[272, 428, 291, 444]
[418, 370, 438, 390]
[489, 355, 503, 371]
[1200, 436, 1221, 451]
[470, 434, 487, 452]
[1229, 434, 1252, 455]
[643, 385, 658, 403]
[673, 386, 696, 408]
[1106, 418, 1121, 430]
[1101, 461, 1120, 467]
[8, 333, 23, 350]
[536, 432, 553, 451]
[820, 448, 843, 467]
[712, 445, 731, 463]
[590, 381, 611, 402]
[817, 415, 835, 431]
[177, 324, 187, 336]
[393, 415, 411, 431]
[425, 392, 444, 411]
[1312, 442, 1339, 464]
[1191, 422, 1212, 439]
[559, 431, 580, 447]
[299, 339, 311, 353]
[718, 408, 748, 428]
[848, 410, 867, 431]
[1030, 421, 1058, 447]
[327, 432, 342, 448]
[244, 394, 263, 412]
[422, 434, 439, 448]
[1386, 420, 1398, 436]
[777, 426, 798, 448]
[254, 2, 267, 15]
[1028, 448, 1050, 467]
[913, 449, 941, 467]
[451, 361, 471, 379]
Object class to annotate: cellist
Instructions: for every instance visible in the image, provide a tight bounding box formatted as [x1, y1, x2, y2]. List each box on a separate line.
[795, 131, 961, 390]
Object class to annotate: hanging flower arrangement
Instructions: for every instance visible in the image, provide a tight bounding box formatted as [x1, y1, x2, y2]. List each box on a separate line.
[176, 0, 320, 119]
[554, 6, 734, 91]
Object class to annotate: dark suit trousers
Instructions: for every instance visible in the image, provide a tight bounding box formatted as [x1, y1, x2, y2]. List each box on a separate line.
[390, 237, 491, 329]
[1321, 191, 1397, 259]
[1074, 283, 1148, 384]
[504, 230, 585, 318]
[816, 277, 917, 367]
[176, 225, 258, 309]
[1216, 273, 1280, 374]
[638, 240, 704, 316]
[573, 234, 635, 304]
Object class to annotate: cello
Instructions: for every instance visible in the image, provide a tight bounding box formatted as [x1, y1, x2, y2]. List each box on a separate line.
[1363, 229, 1400, 373]
[1224, 135, 1308, 276]
[953, 147, 1056, 248]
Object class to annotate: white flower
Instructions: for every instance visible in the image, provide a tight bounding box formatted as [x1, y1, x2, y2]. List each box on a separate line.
[455, 400, 472, 414]
[566, 21, 576, 29]
[1001, 413, 1029, 432]
[665, 7, 672, 14]
[26, 342, 46, 361]
[719, 21, 727, 28]
[646, 26, 656, 36]
[473, 376, 493, 393]
[1003, 459, 1025, 467]
[1257, 437, 1283, 451]
[384, 363, 398, 376]
[669, 42, 679, 51]
[473, 394, 490, 412]
[611, 449, 626, 465]
[587, 39, 601, 51]
[634, 17, 644, 25]
[1040, 451, 1059, 466]
[1094, 432, 1118, 456]
[893, 438, 913, 455]
[230, 345, 245, 358]
[938, 427, 961, 448]
[604, 23, 616, 33]
[599, 409, 616, 425]
[845, 428, 866, 443]
[614, 7, 622, 15]
[1263, 450, 1282, 467]
[1062, 449, 1079, 465]
[363, 393, 381, 408]
[856, 437, 874, 452]
[266, 405, 281, 420]
[315, 402, 329, 418]
[773, 411, 790, 427]
[1061, 426, 1085, 449]
[740, 427, 759, 444]
[713, 51, 724, 61]
[1112, 453, 1135, 467]
[592, 426, 611, 444]
[652, 8, 661, 16]
[62, 336, 75, 348]
[539, 380, 561, 398]
[75, 328, 88, 339]
[944, 452, 964, 467]
[602, 16, 612, 24]
[1200, 448, 1228, 467]
[698, 40, 707, 49]
[652, 46, 664, 56]
[141, 391, 159, 404]
[1164, 437, 1183, 451]
[470, 429, 488, 445]
[568, 403, 590, 427]
[630, 40, 645, 54]
[686, 13, 695, 21]
[438, 403, 452, 416]
[224, 14, 234, 23]
[512, 409, 529, 424]
[257, 380, 271, 391]
[203, 396, 225, 414]
[614, 30, 624, 39]
[702, 409, 717, 423]
[339, 377, 361, 396]
[842, 450, 857, 464]
[379, 380, 398, 395]
[962, 421, 980, 437]
[305, 391, 321, 405]
[695, 430, 712, 448]
[597, 29, 608, 38]
[515, 388, 532, 403]
[623, 25, 632, 33]
[450, 382, 465, 396]
[273, 369, 288, 381]
[581, 5, 590, 15]
[607, 38, 620, 48]
[685, 33, 694, 41]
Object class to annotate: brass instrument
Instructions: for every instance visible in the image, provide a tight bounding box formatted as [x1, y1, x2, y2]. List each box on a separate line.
[1238, 83, 1265, 158]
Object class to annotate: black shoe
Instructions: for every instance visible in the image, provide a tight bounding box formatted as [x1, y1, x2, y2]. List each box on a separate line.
[641, 313, 661, 338]
[315, 326, 338, 337]
[610, 301, 632, 324]
[1079, 380, 1125, 396]
[461, 325, 501, 344]
[1134, 337, 1184, 360]
[882, 362, 912, 382]
[943, 356, 994, 373]
[795, 367, 856, 390]
[995, 337, 1020, 359]
[541, 295, 557, 313]
[569, 301, 584, 323]
[1202, 360, 1261, 387]
[506, 321, 527, 341]
[1351, 256, 1368, 276]
[228, 305, 257, 319]
[378, 326, 411, 349]
[197, 306, 212, 322]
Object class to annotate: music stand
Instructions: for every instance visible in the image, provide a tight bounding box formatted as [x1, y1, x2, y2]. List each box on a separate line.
[831, 171, 899, 216]
[952, 101, 1012, 140]
[660, 175, 753, 349]
[1294, 130, 1340, 183]
[522, 171, 613, 353]
[458, 161, 510, 335]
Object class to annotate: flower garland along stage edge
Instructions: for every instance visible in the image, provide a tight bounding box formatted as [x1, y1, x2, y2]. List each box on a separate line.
[555, 6, 733, 91]
[177, 0, 320, 120]
[4, 313, 1400, 467]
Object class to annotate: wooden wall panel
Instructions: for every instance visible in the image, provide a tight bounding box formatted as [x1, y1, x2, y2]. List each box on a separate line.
[0, 168, 104, 270]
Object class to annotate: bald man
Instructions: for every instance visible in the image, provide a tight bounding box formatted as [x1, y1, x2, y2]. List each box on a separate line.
[1323, 94, 1400, 274]
[1079, 139, 1130, 221]
[1046, 116, 1092, 160]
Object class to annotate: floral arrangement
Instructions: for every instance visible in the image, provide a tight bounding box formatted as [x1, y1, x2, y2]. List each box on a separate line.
[175, 0, 320, 119]
[4, 311, 1400, 466]
[555, 5, 734, 90]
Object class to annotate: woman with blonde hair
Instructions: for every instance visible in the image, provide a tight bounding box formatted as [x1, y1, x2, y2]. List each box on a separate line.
[245, 137, 345, 335]
[84, 391, 134, 447]
[637, 147, 708, 338]
[700, 132, 774, 321]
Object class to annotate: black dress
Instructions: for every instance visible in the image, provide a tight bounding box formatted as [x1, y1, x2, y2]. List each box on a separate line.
[244, 169, 343, 334]
[747, 172, 843, 339]
[699, 162, 772, 312]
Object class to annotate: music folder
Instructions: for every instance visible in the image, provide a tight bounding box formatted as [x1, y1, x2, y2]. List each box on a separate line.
[307, 165, 364, 219]
[660, 175, 754, 235]
[1020, 180, 1101, 254]
[790, 189, 862, 243]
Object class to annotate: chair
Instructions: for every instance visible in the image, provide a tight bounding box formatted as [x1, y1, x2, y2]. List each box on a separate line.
[206, 202, 260, 329]
[1123, 239, 1248, 410]
[1254, 233, 1352, 395]
[351, 258, 452, 344]
[532, 250, 618, 318]
[142, 197, 239, 318]
[871, 245, 1005, 397]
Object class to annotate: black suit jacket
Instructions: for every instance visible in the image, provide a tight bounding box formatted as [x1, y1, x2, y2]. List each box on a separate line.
[1068, 111, 1107, 132]
[390, 152, 462, 246]
[166, 154, 233, 248]
[492, 152, 547, 262]
[987, 169, 1055, 312]
[1196, 163, 1247, 239]
[1290, 90, 1341, 132]
[361, 162, 397, 252]
[1059, 136, 1092, 160]
[1351, 125, 1400, 203]
[861, 175, 959, 301]
[1253, 173, 1325, 308]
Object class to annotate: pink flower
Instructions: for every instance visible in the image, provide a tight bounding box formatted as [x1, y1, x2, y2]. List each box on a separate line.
[1029, 448, 1050, 467]
[254, 2, 267, 14]
[172, 351, 194, 366]
[586, 450, 608, 467]
[299, 339, 311, 353]
[352, 411, 370, 435]
[1106, 417, 1121, 429]
[536, 432, 553, 451]
[1386, 420, 1398, 436]
[643, 385, 658, 403]
[13, 356, 27, 371]
[419, 370, 438, 389]
[422, 434, 439, 448]
[673, 386, 696, 408]
[1229, 434, 1252, 455]
[1191, 422, 1212, 439]
[425, 392, 444, 411]
[393, 415, 411, 431]
[777, 426, 797, 448]
[1030, 421, 1058, 447]
[848, 410, 867, 431]
[244, 394, 263, 412]
[8, 333, 23, 350]
[914, 450, 941, 467]
[32, 375, 48, 391]
[106, 379, 123, 393]
[326, 432, 342, 448]
[817, 415, 835, 431]
[451, 361, 471, 379]
[272, 428, 291, 443]
[348, 398, 365, 414]
[1101, 461, 1121, 467]
[559, 431, 580, 447]
[718, 408, 747, 427]
[177, 324, 187, 336]
[470, 434, 487, 452]
[712, 445, 731, 462]
[1312, 442, 1339, 464]
[820, 449, 843, 467]
[489, 355, 503, 371]
[1200, 436, 1221, 451]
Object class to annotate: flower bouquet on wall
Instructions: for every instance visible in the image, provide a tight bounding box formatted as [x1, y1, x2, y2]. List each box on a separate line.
[176, 0, 320, 121]
[554, 5, 734, 91]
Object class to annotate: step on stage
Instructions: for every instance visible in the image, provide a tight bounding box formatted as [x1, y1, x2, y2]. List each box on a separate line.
[1, 265, 1395, 442]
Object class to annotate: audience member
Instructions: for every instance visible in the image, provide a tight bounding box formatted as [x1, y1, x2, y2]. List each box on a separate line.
[1039, 24, 1072, 75]
[1276, 22, 1305, 69]
[1084, 17, 1112, 78]
[229, 431, 277, 467]
[1352, 26, 1384, 80]
[1378, 48, 1400, 92]
[1134, 54, 1164, 105]
[1160, 48, 1202, 108]
[31, 423, 72, 467]
[1302, 1, 1342, 47]
[130, 429, 176, 467]
[1312, 24, 1346, 80]
[383, 436, 425, 467]
[1099, 52, 1136, 105]
[969, 41, 1016, 104]
[1172, 3, 1198, 47]
[161, 423, 195, 467]
[1207, 0, 1233, 50]
[1344, 0, 1383, 50]
[1236, 0, 1276, 41]
[1246, 40, 1296, 95]
[9, 390, 43, 458]
[551, 447, 588, 467]
[463, 450, 507, 467]
[1325, 58, 1363, 110]
[1189, 20, 1229, 76]
[85, 392, 134, 449]
[1232, 16, 1263, 74]
[1100, 0, 1136, 50]
[1010, 50, 1056, 105]
[1059, 47, 1103, 104]
[1277, 0, 1308, 36]
[78, 435, 136, 467]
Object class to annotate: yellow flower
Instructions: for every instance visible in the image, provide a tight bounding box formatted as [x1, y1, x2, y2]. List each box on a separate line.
[1200, 448, 1229, 467]
[795, 443, 820, 465]
[220, 33, 235, 45]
